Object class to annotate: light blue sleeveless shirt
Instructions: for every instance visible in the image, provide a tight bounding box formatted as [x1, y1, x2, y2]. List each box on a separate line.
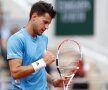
[7, 28, 49, 90]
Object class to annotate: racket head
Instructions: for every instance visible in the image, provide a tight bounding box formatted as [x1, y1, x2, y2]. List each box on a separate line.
[56, 39, 83, 78]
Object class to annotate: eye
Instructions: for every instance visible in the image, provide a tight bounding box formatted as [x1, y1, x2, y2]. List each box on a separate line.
[43, 20, 49, 24]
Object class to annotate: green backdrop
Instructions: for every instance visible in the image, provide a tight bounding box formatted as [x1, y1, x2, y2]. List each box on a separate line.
[55, 0, 94, 35]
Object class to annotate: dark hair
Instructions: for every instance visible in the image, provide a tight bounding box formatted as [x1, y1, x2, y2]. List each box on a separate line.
[29, 1, 56, 20]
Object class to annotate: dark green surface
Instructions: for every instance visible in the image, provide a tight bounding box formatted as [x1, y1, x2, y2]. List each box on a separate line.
[55, 0, 94, 35]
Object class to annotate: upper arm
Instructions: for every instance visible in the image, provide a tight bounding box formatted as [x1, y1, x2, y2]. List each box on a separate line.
[8, 59, 22, 74]
[7, 35, 24, 76]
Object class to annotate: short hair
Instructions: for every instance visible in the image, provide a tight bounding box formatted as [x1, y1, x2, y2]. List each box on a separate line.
[29, 1, 56, 20]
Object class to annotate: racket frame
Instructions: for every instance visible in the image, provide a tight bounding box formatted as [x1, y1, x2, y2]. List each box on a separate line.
[56, 39, 83, 90]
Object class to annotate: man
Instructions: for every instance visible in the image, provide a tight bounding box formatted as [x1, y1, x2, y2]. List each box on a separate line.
[7, 1, 68, 90]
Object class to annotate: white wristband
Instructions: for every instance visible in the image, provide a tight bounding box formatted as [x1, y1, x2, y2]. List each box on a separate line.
[32, 58, 46, 72]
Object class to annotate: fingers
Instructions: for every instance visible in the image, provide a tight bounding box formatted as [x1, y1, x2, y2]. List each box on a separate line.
[43, 50, 55, 65]
[54, 78, 71, 87]
[61, 77, 72, 86]
[44, 51, 55, 61]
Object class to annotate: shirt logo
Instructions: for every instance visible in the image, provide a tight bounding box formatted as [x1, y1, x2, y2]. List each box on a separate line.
[36, 62, 39, 66]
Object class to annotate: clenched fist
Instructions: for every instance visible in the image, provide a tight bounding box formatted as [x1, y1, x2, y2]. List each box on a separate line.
[43, 50, 55, 66]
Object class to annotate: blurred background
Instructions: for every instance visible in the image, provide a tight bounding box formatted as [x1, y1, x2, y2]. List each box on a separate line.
[0, 0, 108, 90]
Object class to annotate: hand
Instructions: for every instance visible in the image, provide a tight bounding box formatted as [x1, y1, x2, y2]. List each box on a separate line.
[43, 50, 55, 66]
[53, 78, 70, 87]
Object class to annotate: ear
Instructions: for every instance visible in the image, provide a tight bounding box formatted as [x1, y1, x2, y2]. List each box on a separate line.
[31, 13, 38, 21]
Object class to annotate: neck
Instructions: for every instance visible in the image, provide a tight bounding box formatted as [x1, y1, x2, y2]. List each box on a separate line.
[25, 22, 37, 38]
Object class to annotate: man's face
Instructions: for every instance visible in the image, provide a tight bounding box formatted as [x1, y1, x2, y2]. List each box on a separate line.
[31, 13, 52, 35]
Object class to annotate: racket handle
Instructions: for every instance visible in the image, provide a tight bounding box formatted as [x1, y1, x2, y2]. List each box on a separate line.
[63, 83, 66, 90]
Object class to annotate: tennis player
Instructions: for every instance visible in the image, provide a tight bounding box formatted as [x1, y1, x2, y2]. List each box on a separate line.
[7, 1, 68, 90]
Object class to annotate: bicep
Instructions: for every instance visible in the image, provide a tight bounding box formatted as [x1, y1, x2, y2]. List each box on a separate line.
[8, 59, 22, 73]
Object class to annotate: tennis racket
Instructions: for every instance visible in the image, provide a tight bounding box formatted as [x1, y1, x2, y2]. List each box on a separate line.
[56, 39, 83, 90]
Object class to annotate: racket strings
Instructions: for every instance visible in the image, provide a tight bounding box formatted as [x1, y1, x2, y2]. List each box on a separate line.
[58, 40, 81, 76]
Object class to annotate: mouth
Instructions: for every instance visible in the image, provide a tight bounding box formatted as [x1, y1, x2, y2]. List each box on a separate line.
[41, 29, 45, 33]
[39, 29, 44, 34]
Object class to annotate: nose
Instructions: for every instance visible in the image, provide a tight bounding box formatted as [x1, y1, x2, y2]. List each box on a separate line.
[45, 24, 49, 29]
